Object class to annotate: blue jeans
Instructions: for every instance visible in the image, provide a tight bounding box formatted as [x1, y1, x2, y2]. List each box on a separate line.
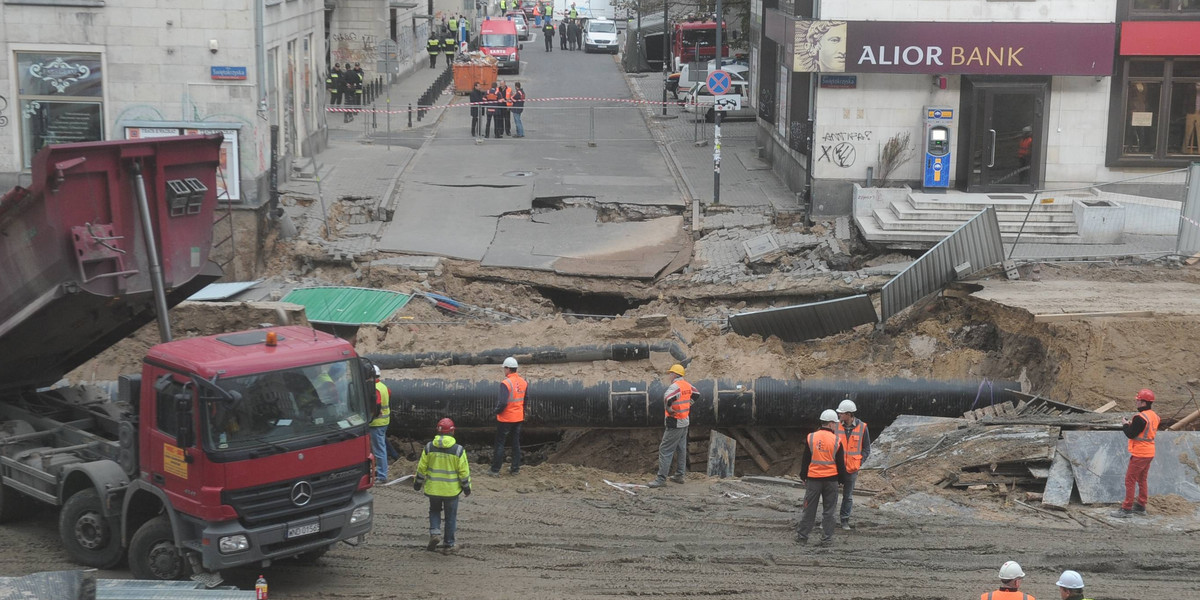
[491, 421, 522, 473]
[513, 111, 524, 137]
[428, 495, 460, 546]
[839, 471, 858, 522]
[534, 15, 542, 26]
[370, 426, 388, 481]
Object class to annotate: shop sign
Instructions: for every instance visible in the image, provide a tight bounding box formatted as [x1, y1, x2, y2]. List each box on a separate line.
[793, 21, 1115, 75]
[819, 75, 857, 89]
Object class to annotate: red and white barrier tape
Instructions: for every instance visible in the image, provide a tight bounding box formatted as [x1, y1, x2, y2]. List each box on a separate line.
[326, 95, 689, 115]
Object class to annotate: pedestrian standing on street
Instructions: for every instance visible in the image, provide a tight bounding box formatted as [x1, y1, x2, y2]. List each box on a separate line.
[490, 357, 527, 475]
[544, 20, 555, 51]
[795, 409, 846, 545]
[573, 18, 583, 50]
[559, 19, 568, 50]
[341, 63, 360, 122]
[835, 398, 870, 530]
[414, 418, 471, 555]
[353, 63, 365, 106]
[1114, 388, 1159, 517]
[532, 2, 541, 27]
[511, 82, 526, 137]
[443, 32, 456, 66]
[647, 364, 693, 488]
[567, 19, 579, 50]
[326, 64, 343, 107]
[484, 83, 500, 138]
[499, 80, 513, 136]
[370, 365, 391, 483]
[982, 561, 1034, 600]
[469, 82, 484, 137]
[427, 33, 441, 68]
[1055, 571, 1090, 600]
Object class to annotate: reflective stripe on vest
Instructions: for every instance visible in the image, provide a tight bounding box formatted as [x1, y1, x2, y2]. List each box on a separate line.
[498, 373, 528, 423]
[840, 420, 867, 473]
[983, 591, 1031, 600]
[370, 381, 391, 427]
[421, 436, 469, 496]
[428, 40, 440, 54]
[1129, 409, 1159, 458]
[444, 38, 455, 47]
[664, 378, 693, 421]
[806, 429, 842, 479]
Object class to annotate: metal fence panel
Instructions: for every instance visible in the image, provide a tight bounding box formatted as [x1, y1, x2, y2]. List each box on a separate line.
[1178, 163, 1200, 256]
[881, 207, 1003, 322]
[729, 294, 878, 342]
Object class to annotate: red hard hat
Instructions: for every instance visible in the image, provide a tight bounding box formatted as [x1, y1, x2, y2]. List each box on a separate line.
[436, 418, 456, 434]
[1136, 388, 1155, 402]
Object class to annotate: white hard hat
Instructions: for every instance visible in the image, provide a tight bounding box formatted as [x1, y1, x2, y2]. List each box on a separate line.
[1055, 570, 1083, 589]
[819, 409, 838, 423]
[503, 356, 519, 369]
[998, 561, 1025, 580]
[373, 365, 381, 377]
[837, 399, 857, 413]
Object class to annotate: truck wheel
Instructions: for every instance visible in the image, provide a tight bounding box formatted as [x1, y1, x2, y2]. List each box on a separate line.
[59, 488, 124, 569]
[129, 515, 192, 580]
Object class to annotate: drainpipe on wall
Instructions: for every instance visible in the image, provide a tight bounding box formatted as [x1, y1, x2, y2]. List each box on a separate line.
[255, 0, 268, 118]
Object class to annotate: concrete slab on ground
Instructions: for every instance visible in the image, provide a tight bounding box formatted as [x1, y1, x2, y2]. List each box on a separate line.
[378, 182, 532, 260]
[970, 280, 1200, 315]
[1058, 431, 1200, 504]
[482, 209, 688, 278]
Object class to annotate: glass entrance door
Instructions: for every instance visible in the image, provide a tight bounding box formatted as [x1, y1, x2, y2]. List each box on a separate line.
[963, 79, 1048, 192]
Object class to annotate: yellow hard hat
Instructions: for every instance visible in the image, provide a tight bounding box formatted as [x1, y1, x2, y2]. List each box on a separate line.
[668, 364, 686, 377]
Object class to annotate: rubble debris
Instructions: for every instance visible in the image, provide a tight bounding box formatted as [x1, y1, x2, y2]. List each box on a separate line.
[706, 430, 736, 477]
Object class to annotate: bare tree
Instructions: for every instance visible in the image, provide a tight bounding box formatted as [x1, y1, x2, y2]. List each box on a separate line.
[876, 131, 914, 188]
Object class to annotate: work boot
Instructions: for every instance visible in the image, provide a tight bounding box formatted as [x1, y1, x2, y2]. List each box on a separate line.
[427, 533, 441, 551]
[794, 532, 807, 545]
[441, 544, 457, 555]
[1133, 503, 1147, 514]
[510, 469, 520, 476]
[670, 474, 686, 484]
[841, 520, 851, 531]
[647, 479, 666, 489]
[1111, 507, 1133, 518]
[817, 537, 833, 547]
[487, 470, 501, 477]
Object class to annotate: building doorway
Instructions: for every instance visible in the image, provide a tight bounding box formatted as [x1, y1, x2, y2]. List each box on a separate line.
[959, 77, 1049, 192]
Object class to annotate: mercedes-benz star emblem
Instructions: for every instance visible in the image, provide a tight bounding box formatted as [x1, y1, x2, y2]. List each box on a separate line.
[291, 481, 313, 506]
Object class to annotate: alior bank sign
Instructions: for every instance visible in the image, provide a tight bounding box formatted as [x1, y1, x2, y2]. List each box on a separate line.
[792, 21, 1116, 75]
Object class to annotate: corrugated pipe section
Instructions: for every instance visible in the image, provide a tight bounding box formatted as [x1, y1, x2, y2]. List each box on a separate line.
[367, 342, 688, 370]
[383, 377, 1017, 430]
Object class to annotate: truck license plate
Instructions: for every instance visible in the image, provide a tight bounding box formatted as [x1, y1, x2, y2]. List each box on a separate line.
[286, 522, 320, 539]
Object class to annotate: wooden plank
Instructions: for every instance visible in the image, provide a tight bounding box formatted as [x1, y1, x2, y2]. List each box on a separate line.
[1093, 401, 1117, 414]
[729, 429, 771, 473]
[744, 428, 782, 463]
[706, 430, 737, 478]
[1185, 251, 1200, 266]
[963, 410, 979, 421]
[1034, 310, 1154, 323]
[742, 475, 804, 488]
[1169, 408, 1200, 431]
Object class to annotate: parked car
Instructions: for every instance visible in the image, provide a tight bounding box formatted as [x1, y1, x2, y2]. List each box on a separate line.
[505, 11, 530, 41]
[680, 78, 752, 122]
[583, 18, 618, 54]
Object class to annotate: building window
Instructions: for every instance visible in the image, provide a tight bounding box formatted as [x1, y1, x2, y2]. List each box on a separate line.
[1118, 58, 1200, 160]
[16, 52, 104, 168]
[1132, 0, 1200, 11]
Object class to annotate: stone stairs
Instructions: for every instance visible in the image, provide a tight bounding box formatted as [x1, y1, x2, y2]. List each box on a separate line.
[857, 191, 1086, 246]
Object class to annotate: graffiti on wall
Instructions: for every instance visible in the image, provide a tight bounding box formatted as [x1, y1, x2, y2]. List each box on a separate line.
[821, 130, 872, 142]
[0, 96, 8, 128]
[818, 142, 856, 168]
[332, 32, 382, 64]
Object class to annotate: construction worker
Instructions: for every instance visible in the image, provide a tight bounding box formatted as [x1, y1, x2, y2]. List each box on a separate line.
[427, 32, 441, 68]
[490, 357, 527, 475]
[835, 398, 870, 530]
[483, 82, 500, 138]
[1114, 388, 1159, 517]
[982, 561, 1034, 600]
[461, 16, 471, 44]
[370, 365, 391, 483]
[414, 418, 471, 554]
[569, 1, 578, 18]
[442, 32, 456, 66]
[648, 364, 693, 488]
[532, 1, 541, 27]
[795, 409, 846, 545]
[448, 14, 458, 33]
[326, 64, 342, 106]
[499, 80, 513, 136]
[1055, 570, 1090, 600]
[499, 0, 507, 12]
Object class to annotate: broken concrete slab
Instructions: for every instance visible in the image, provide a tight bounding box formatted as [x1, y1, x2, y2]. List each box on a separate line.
[378, 182, 533, 260]
[1042, 448, 1075, 508]
[1057, 431, 1200, 504]
[707, 430, 736, 478]
[372, 255, 442, 271]
[742, 233, 781, 262]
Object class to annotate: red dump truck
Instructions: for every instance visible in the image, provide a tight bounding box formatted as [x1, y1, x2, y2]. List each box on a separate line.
[0, 136, 375, 581]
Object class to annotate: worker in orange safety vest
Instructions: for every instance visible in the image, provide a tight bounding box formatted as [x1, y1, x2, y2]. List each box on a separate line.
[489, 356, 527, 475]
[1113, 388, 1159, 517]
[982, 561, 1035, 600]
[835, 398, 870, 530]
[648, 364, 694, 488]
[795, 409, 846, 545]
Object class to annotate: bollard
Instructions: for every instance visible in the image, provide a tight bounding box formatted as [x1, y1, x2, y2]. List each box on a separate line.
[662, 87, 667, 117]
[588, 106, 596, 147]
[408, 103, 413, 128]
[372, 102, 377, 129]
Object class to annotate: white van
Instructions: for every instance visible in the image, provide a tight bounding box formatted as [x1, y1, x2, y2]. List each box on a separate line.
[583, 18, 618, 54]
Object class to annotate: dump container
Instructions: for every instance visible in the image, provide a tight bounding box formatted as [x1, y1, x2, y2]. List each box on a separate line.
[453, 63, 498, 94]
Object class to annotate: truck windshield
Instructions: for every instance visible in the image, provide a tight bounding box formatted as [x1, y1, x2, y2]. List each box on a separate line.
[482, 34, 518, 47]
[202, 360, 367, 451]
[680, 29, 716, 47]
[589, 22, 616, 33]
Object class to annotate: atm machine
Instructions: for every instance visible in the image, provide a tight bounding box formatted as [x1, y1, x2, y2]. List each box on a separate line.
[923, 107, 953, 190]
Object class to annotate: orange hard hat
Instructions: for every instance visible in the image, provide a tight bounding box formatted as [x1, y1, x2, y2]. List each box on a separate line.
[1136, 388, 1155, 402]
[436, 418, 456, 434]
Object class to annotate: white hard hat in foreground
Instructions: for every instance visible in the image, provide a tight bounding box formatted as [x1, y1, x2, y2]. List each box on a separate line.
[1055, 570, 1084, 589]
[503, 356, 519, 369]
[837, 399, 857, 413]
[819, 409, 838, 423]
[998, 561, 1025, 580]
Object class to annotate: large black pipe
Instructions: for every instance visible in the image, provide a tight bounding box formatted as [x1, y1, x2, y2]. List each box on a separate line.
[383, 378, 1017, 430]
[367, 342, 688, 370]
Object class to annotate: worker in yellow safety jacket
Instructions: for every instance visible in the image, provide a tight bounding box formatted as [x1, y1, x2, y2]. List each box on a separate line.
[415, 418, 471, 554]
[370, 365, 391, 483]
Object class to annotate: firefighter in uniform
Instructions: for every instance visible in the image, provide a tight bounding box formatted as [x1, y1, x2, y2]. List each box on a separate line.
[341, 63, 359, 122]
[427, 33, 441, 68]
[648, 364, 693, 488]
[1114, 388, 1159, 517]
[795, 409, 846, 545]
[370, 366, 391, 483]
[326, 64, 342, 106]
[835, 399, 870, 530]
[443, 32, 456, 66]
[415, 418, 471, 554]
[489, 357, 526, 474]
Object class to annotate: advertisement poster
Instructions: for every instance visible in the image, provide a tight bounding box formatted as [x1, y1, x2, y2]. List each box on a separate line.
[123, 124, 241, 200]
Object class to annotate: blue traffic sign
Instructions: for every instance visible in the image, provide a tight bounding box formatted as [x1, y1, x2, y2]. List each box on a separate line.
[707, 70, 732, 96]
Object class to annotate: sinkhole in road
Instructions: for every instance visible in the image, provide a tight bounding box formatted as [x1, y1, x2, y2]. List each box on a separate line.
[535, 287, 650, 316]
